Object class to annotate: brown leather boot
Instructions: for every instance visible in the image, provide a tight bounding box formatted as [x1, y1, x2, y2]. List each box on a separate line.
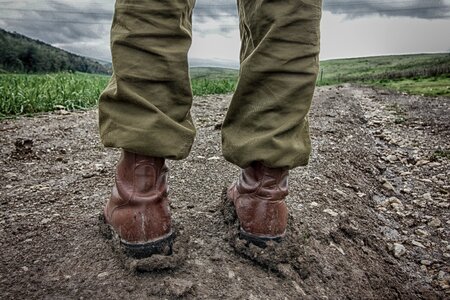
[103, 150, 174, 258]
[227, 162, 289, 246]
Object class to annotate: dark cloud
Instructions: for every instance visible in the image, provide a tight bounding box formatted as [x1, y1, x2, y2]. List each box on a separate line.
[324, 0, 450, 19]
[193, 0, 450, 21]
[0, 0, 114, 59]
[0, 0, 448, 60]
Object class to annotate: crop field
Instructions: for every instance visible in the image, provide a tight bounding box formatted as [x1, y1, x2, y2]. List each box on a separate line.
[317, 53, 450, 96]
[0, 73, 109, 117]
[0, 71, 237, 118]
[1, 53, 449, 118]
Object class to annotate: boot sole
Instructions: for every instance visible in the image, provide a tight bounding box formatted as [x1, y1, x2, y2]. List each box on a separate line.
[239, 230, 284, 248]
[121, 231, 175, 259]
[100, 212, 175, 259]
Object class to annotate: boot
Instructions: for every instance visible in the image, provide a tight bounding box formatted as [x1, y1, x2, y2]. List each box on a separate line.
[227, 162, 289, 246]
[103, 150, 174, 258]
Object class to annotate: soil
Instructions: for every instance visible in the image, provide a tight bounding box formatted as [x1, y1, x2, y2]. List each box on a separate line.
[0, 85, 448, 299]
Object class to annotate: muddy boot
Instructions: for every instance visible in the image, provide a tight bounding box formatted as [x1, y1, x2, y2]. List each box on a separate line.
[103, 150, 174, 259]
[227, 162, 289, 247]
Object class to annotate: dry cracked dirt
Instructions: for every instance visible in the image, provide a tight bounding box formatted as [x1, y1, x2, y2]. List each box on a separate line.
[0, 85, 449, 299]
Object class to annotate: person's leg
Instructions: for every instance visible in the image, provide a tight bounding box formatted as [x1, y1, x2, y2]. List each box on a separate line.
[99, 0, 196, 159]
[226, 0, 322, 244]
[99, 0, 196, 258]
[222, 0, 322, 169]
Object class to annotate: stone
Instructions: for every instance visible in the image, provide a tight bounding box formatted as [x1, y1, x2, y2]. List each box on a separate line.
[411, 240, 426, 249]
[323, 209, 339, 217]
[97, 272, 109, 278]
[385, 155, 398, 163]
[422, 193, 433, 201]
[382, 197, 404, 210]
[228, 270, 235, 279]
[420, 260, 432, 266]
[437, 202, 449, 208]
[415, 160, 429, 166]
[415, 229, 429, 236]
[382, 181, 396, 192]
[401, 187, 412, 194]
[393, 243, 406, 258]
[428, 218, 442, 228]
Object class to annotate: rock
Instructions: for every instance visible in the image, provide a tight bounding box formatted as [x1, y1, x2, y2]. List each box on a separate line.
[381, 197, 404, 210]
[420, 260, 432, 266]
[21, 266, 29, 272]
[207, 156, 220, 160]
[380, 226, 401, 241]
[385, 154, 398, 163]
[401, 187, 412, 194]
[415, 229, 429, 236]
[41, 218, 51, 225]
[438, 271, 446, 280]
[412, 199, 427, 208]
[422, 193, 433, 201]
[372, 194, 385, 205]
[82, 173, 95, 179]
[411, 240, 426, 249]
[323, 209, 339, 217]
[415, 160, 429, 166]
[310, 202, 320, 207]
[334, 188, 347, 197]
[382, 181, 396, 192]
[97, 272, 109, 278]
[228, 270, 235, 279]
[419, 178, 432, 183]
[428, 218, 442, 228]
[393, 243, 406, 258]
[437, 202, 449, 208]
[429, 162, 441, 167]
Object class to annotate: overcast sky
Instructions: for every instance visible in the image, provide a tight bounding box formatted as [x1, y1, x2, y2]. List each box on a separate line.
[1, 0, 449, 67]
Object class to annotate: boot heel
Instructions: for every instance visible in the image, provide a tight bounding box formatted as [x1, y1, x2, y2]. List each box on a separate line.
[121, 231, 175, 259]
[239, 230, 283, 248]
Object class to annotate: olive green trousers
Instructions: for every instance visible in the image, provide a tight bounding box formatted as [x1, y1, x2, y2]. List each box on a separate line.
[99, 0, 322, 169]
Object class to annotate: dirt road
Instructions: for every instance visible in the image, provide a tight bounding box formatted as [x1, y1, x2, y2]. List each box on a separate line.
[1, 85, 449, 299]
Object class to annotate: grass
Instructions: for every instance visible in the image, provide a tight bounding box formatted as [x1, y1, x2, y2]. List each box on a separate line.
[0, 70, 238, 118]
[0, 72, 109, 117]
[1, 53, 449, 118]
[371, 75, 450, 97]
[317, 53, 450, 97]
[190, 67, 238, 96]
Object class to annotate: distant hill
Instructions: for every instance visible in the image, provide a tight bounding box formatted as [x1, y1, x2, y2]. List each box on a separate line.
[190, 67, 238, 80]
[318, 53, 450, 86]
[0, 28, 111, 74]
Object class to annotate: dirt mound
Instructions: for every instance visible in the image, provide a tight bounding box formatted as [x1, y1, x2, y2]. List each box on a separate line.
[0, 86, 448, 299]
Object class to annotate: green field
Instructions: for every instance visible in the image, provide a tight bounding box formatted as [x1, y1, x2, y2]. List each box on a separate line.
[1, 53, 449, 118]
[318, 53, 450, 96]
[0, 70, 238, 118]
[0, 72, 109, 117]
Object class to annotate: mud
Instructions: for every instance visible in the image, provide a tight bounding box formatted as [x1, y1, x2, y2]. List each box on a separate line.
[0, 85, 448, 299]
